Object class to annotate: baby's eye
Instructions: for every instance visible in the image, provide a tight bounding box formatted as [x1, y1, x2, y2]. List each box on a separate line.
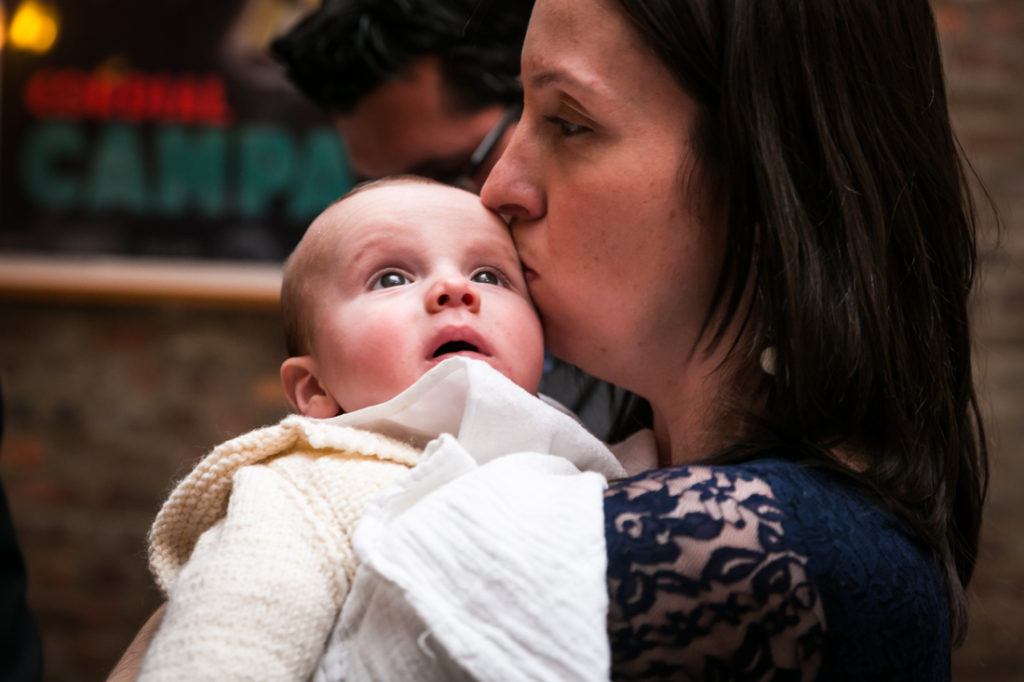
[470, 269, 503, 286]
[372, 271, 411, 289]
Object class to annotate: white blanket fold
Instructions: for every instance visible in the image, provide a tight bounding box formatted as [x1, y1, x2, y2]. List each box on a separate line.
[316, 358, 626, 681]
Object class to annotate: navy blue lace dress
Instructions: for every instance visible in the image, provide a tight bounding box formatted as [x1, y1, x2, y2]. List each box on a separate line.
[604, 456, 949, 681]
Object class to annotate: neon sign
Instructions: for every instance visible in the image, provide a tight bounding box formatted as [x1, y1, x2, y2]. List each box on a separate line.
[25, 69, 230, 125]
[1, 0, 354, 261]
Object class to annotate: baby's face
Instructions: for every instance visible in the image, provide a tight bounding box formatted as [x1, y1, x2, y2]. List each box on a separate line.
[308, 182, 544, 412]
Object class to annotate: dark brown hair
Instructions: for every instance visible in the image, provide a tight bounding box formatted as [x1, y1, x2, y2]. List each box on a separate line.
[614, 0, 988, 643]
[271, 0, 533, 115]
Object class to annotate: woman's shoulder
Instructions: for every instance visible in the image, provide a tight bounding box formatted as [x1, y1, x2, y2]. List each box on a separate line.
[604, 455, 950, 680]
[606, 455, 933, 560]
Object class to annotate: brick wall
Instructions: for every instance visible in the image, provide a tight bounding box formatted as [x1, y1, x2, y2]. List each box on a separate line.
[0, 302, 289, 680]
[938, 0, 1024, 679]
[0, 0, 1021, 679]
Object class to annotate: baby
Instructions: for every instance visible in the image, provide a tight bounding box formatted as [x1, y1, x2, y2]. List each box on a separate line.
[137, 177, 627, 681]
[276, 175, 544, 418]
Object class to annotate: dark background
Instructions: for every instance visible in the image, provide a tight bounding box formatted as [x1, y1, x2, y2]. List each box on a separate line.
[1, 0, 351, 261]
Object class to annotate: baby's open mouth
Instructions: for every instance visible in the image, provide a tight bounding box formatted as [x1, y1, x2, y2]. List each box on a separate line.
[433, 340, 480, 357]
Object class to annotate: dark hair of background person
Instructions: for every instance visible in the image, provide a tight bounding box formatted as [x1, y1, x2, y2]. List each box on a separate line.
[0, 381, 46, 681]
[612, 0, 990, 644]
[270, 0, 534, 115]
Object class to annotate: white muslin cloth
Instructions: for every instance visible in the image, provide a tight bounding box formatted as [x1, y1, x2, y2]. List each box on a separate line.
[315, 357, 630, 681]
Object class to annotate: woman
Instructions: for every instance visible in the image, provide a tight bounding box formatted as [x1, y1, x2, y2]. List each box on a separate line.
[112, 0, 986, 678]
[481, 0, 987, 678]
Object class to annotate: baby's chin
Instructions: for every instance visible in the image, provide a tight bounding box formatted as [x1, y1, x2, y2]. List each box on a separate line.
[479, 356, 544, 396]
[340, 355, 542, 414]
[428, 354, 542, 396]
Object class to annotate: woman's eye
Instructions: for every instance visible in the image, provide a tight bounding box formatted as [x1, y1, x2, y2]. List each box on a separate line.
[543, 116, 590, 137]
[372, 271, 410, 289]
[471, 270, 502, 286]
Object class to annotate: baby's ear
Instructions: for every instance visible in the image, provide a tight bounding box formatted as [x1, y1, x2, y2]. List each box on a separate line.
[280, 356, 342, 418]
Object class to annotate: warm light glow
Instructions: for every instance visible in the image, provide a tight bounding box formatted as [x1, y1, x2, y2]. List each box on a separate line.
[9, 1, 60, 54]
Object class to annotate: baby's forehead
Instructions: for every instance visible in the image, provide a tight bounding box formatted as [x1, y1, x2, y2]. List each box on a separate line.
[333, 181, 493, 219]
[322, 181, 512, 246]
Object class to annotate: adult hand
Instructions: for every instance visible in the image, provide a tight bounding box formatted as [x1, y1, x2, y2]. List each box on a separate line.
[106, 603, 165, 682]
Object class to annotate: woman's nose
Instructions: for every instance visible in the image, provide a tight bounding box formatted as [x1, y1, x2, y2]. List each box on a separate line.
[480, 125, 545, 221]
[426, 277, 480, 313]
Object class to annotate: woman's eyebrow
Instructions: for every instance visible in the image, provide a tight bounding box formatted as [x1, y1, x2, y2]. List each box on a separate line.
[528, 69, 606, 107]
[529, 69, 585, 91]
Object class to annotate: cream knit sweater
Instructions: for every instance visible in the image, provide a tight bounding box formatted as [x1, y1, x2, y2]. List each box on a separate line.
[139, 414, 421, 681]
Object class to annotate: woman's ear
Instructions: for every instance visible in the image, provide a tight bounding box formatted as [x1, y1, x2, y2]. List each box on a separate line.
[280, 356, 342, 418]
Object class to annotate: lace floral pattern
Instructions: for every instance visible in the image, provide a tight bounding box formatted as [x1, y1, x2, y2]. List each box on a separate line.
[605, 464, 825, 681]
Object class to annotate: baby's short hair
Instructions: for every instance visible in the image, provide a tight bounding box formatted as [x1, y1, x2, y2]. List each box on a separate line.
[280, 175, 450, 357]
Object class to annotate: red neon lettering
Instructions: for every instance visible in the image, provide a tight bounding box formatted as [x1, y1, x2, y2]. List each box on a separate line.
[83, 76, 115, 119]
[197, 75, 229, 125]
[22, 68, 232, 125]
[25, 68, 86, 119]
[145, 74, 170, 121]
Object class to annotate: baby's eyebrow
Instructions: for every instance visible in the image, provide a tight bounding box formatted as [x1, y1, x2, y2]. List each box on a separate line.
[341, 244, 406, 282]
[463, 242, 520, 267]
[345, 228, 407, 262]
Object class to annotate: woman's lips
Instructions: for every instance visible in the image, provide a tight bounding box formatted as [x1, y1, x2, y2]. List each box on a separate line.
[523, 266, 538, 282]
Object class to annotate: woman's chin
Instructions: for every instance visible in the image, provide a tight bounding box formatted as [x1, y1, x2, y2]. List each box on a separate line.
[545, 337, 595, 376]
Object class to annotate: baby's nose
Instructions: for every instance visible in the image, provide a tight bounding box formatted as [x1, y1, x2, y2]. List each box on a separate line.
[427, 278, 480, 313]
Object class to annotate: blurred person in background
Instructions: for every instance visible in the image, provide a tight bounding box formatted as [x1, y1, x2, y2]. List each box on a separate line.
[270, 0, 531, 193]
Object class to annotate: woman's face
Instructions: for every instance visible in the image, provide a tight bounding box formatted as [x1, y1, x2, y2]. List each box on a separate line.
[481, 0, 726, 399]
